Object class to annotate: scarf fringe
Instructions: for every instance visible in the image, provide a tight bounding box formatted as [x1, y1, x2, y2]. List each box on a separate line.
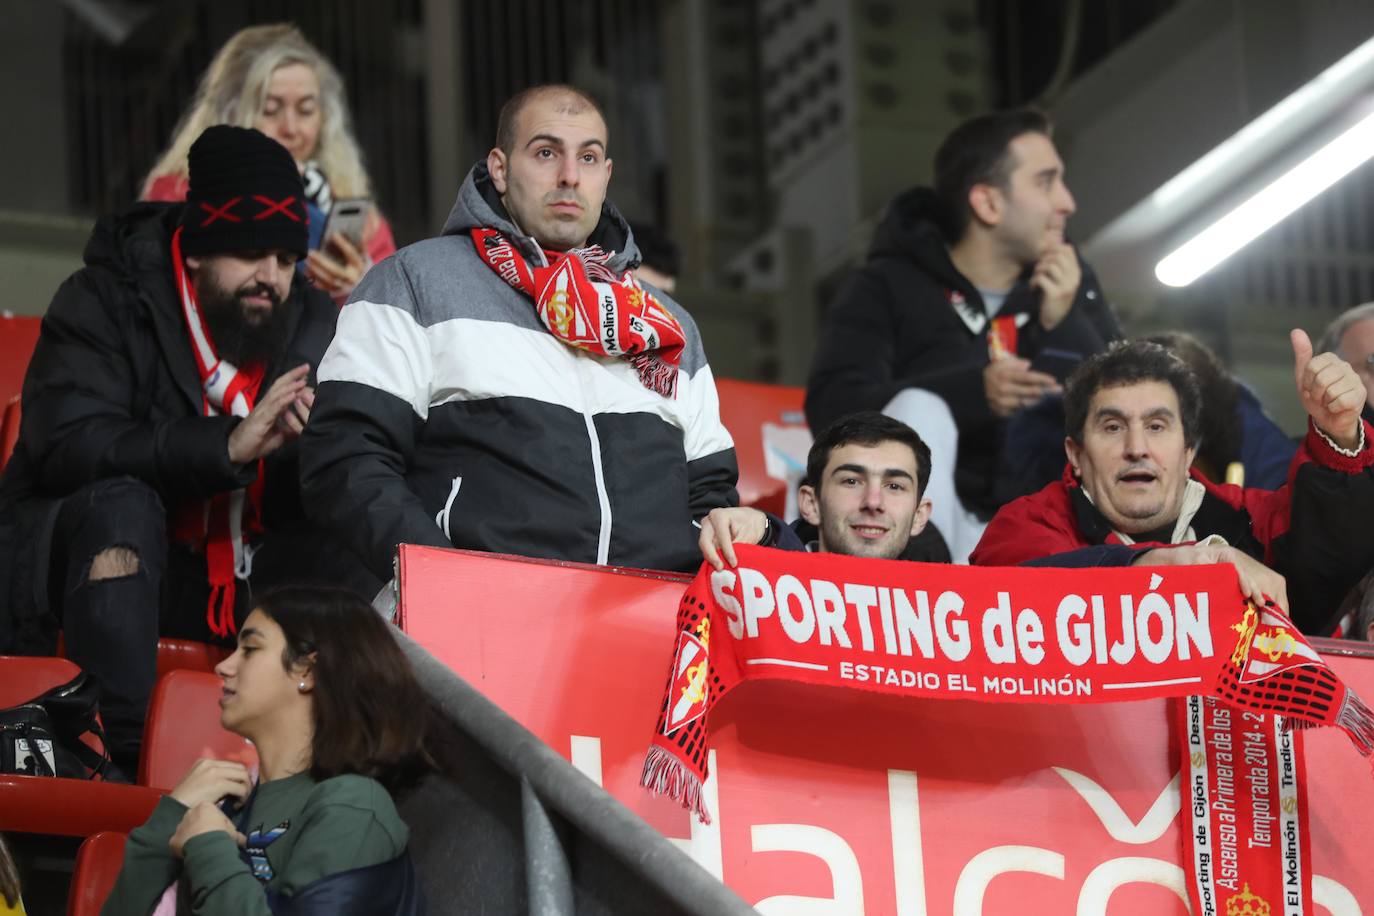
[629, 353, 679, 399]
[1276, 690, 1374, 748]
[206, 582, 237, 640]
[641, 746, 711, 824]
[1336, 690, 1374, 757]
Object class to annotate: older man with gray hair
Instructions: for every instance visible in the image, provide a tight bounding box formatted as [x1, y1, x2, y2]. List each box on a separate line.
[1319, 302, 1374, 424]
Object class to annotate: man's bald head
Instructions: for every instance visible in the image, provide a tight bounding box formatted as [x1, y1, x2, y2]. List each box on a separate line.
[495, 85, 607, 156]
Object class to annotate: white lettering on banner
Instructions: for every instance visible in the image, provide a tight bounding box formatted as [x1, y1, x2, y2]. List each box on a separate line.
[888, 770, 927, 916]
[982, 675, 1093, 697]
[740, 567, 774, 638]
[1275, 720, 1303, 916]
[1186, 697, 1219, 914]
[1057, 595, 1094, 666]
[1242, 724, 1273, 849]
[933, 592, 971, 660]
[1208, 705, 1238, 892]
[878, 587, 898, 655]
[1136, 592, 1174, 663]
[811, 579, 852, 648]
[893, 590, 933, 658]
[983, 593, 1017, 663]
[1051, 768, 1181, 844]
[568, 732, 1359, 910]
[846, 584, 880, 652]
[573, 737, 729, 882]
[711, 570, 745, 639]
[710, 568, 1214, 668]
[1077, 858, 1190, 914]
[952, 846, 1064, 916]
[752, 824, 864, 915]
[569, 735, 602, 785]
[672, 749, 724, 881]
[1311, 876, 1361, 916]
[776, 575, 816, 643]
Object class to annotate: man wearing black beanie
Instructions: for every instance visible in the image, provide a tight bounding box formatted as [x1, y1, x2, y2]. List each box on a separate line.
[0, 126, 378, 774]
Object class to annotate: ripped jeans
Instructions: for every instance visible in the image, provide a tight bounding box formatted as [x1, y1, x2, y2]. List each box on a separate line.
[49, 476, 379, 769]
[51, 477, 165, 767]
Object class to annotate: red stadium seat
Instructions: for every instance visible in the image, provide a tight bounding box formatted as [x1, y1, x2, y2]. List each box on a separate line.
[139, 670, 256, 791]
[155, 637, 231, 678]
[714, 378, 809, 516]
[0, 658, 160, 836]
[1, 395, 19, 471]
[0, 654, 83, 708]
[0, 314, 41, 406]
[67, 831, 128, 916]
[0, 774, 160, 837]
[56, 634, 230, 677]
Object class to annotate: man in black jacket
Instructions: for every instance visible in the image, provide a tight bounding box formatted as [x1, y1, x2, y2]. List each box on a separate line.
[806, 109, 1121, 561]
[0, 127, 365, 769]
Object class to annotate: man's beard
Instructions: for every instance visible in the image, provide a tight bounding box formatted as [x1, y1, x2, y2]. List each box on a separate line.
[197, 278, 290, 367]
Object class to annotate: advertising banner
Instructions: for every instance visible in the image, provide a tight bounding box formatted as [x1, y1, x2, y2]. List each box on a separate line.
[398, 546, 1372, 915]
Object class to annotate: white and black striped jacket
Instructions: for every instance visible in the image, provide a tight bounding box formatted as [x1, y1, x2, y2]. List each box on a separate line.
[300, 164, 738, 579]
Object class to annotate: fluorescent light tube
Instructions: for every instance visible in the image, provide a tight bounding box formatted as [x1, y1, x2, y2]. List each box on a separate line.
[1155, 110, 1374, 287]
[1152, 37, 1374, 208]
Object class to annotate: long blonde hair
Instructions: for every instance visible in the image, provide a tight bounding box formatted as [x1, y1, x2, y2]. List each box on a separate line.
[144, 24, 372, 198]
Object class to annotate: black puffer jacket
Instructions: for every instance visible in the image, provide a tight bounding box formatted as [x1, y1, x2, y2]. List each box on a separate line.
[805, 187, 1121, 518]
[0, 203, 337, 653]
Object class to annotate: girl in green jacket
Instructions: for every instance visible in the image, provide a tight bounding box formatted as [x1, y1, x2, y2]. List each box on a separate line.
[103, 585, 431, 915]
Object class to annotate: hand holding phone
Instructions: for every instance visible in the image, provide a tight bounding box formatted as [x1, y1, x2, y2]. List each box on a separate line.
[1029, 347, 1083, 383]
[321, 198, 372, 249]
[308, 198, 373, 297]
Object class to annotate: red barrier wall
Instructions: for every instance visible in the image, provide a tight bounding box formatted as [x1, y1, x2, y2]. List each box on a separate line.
[399, 546, 1372, 914]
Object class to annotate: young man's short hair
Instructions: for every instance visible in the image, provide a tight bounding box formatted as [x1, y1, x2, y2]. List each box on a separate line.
[932, 107, 1052, 242]
[1063, 340, 1203, 447]
[805, 411, 932, 497]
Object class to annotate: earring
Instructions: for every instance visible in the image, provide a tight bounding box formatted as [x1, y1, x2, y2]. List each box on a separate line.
[298, 681, 307, 692]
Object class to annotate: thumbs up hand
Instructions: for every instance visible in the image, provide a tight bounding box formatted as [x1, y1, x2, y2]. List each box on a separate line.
[1293, 328, 1367, 451]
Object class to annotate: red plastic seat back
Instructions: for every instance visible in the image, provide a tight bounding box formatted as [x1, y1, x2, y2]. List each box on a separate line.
[139, 670, 257, 790]
[0, 654, 83, 708]
[714, 378, 809, 516]
[1, 395, 19, 471]
[67, 831, 128, 916]
[57, 635, 230, 678]
[155, 637, 231, 678]
[0, 314, 41, 405]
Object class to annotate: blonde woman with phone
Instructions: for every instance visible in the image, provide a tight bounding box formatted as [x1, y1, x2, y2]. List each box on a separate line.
[143, 24, 396, 301]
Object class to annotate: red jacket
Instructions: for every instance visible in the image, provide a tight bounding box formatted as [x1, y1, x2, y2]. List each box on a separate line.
[970, 420, 1374, 633]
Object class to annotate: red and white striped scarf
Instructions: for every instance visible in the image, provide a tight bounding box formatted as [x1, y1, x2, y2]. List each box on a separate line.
[170, 226, 266, 638]
[471, 227, 687, 398]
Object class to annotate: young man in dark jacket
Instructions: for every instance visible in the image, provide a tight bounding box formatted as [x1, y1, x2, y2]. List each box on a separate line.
[806, 109, 1120, 560]
[971, 337, 1374, 636]
[300, 85, 738, 581]
[699, 412, 942, 568]
[0, 127, 365, 769]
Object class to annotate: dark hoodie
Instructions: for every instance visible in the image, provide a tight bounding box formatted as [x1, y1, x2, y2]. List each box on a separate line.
[805, 187, 1121, 518]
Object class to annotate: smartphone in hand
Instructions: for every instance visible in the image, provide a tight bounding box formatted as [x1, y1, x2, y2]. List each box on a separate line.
[1029, 347, 1082, 383]
[321, 198, 372, 249]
